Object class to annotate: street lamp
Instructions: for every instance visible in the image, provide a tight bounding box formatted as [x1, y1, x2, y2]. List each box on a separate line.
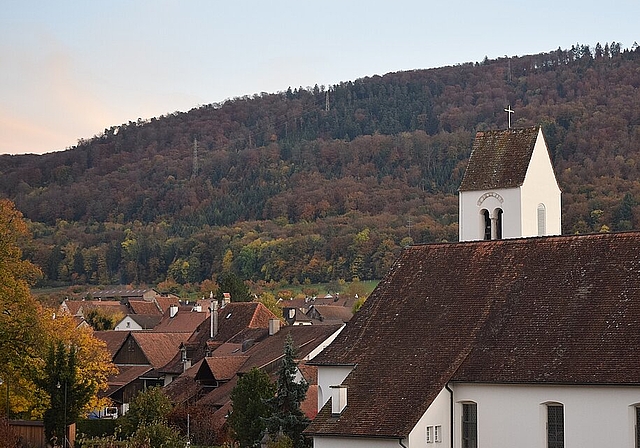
[56, 381, 68, 447]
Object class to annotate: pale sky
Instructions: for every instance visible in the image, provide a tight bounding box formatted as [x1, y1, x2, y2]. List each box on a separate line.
[1, 0, 638, 155]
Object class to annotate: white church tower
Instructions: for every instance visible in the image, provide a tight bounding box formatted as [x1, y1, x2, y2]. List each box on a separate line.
[458, 126, 561, 241]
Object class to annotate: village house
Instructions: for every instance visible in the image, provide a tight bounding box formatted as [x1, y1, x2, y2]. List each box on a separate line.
[305, 126, 640, 448]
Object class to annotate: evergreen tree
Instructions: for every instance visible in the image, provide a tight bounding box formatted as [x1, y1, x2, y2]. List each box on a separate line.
[217, 272, 252, 302]
[263, 334, 310, 448]
[39, 342, 93, 445]
[229, 367, 276, 447]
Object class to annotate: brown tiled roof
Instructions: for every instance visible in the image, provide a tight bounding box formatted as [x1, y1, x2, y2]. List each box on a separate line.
[307, 305, 353, 323]
[307, 232, 640, 439]
[91, 287, 158, 299]
[131, 332, 191, 368]
[196, 377, 238, 407]
[127, 314, 162, 329]
[458, 126, 540, 191]
[164, 360, 204, 404]
[184, 302, 279, 363]
[94, 330, 129, 358]
[128, 300, 161, 315]
[105, 365, 151, 396]
[201, 356, 249, 381]
[238, 325, 343, 374]
[153, 309, 209, 333]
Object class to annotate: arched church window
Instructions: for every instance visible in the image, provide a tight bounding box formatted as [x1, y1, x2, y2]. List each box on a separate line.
[495, 208, 503, 240]
[537, 204, 546, 236]
[482, 209, 491, 240]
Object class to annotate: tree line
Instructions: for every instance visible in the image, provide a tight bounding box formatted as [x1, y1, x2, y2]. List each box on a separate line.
[1, 42, 640, 288]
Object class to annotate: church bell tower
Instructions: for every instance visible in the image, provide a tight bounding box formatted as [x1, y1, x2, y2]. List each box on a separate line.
[458, 126, 561, 242]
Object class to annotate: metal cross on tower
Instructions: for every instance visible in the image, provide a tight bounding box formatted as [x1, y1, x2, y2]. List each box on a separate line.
[504, 105, 514, 129]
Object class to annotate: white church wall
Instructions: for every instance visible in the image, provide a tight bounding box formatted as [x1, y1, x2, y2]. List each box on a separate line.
[316, 365, 355, 411]
[520, 129, 562, 237]
[459, 188, 522, 241]
[407, 387, 451, 448]
[451, 383, 640, 448]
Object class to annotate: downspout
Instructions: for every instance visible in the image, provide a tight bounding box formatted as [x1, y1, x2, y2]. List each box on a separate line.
[445, 383, 454, 448]
[398, 438, 408, 448]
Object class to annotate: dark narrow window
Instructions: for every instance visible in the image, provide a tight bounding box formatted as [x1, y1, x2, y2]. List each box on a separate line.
[496, 208, 503, 239]
[462, 403, 477, 448]
[547, 404, 564, 448]
[482, 210, 491, 240]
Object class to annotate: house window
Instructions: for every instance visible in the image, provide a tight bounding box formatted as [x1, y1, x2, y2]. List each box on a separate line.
[537, 203, 546, 236]
[547, 404, 564, 448]
[434, 425, 442, 443]
[462, 402, 477, 448]
[426, 426, 433, 443]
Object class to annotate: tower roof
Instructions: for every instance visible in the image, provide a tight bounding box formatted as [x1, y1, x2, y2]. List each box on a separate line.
[459, 126, 540, 191]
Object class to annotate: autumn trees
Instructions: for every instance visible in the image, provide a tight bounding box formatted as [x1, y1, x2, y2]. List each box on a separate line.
[0, 199, 115, 423]
[1, 43, 640, 289]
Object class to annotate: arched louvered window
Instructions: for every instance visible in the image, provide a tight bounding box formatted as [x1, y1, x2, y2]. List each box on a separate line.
[537, 204, 547, 236]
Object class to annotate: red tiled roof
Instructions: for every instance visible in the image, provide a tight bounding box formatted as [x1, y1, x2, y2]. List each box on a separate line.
[301, 384, 318, 419]
[155, 296, 181, 313]
[307, 232, 640, 438]
[458, 126, 541, 191]
[94, 330, 129, 358]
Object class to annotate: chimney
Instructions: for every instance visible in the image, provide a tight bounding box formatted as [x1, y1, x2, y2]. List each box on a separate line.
[269, 318, 281, 336]
[210, 299, 219, 338]
[169, 304, 178, 318]
[223, 292, 231, 307]
[193, 305, 202, 312]
[330, 385, 348, 415]
[180, 344, 191, 372]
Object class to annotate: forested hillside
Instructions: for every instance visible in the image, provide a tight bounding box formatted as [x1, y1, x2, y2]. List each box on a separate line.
[2, 42, 639, 288]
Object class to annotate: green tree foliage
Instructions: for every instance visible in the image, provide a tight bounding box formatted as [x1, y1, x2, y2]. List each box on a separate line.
[264, 335, 310, 448]
[39, 342, 94, 444]
[117, 387, 174, 437]
[217, 272, 252, 302]
[84, 307, 124, 331]
[229, 367, 276, 447]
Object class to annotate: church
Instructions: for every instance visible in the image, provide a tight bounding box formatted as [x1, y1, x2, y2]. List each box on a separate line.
[304, 126, 640, 448]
